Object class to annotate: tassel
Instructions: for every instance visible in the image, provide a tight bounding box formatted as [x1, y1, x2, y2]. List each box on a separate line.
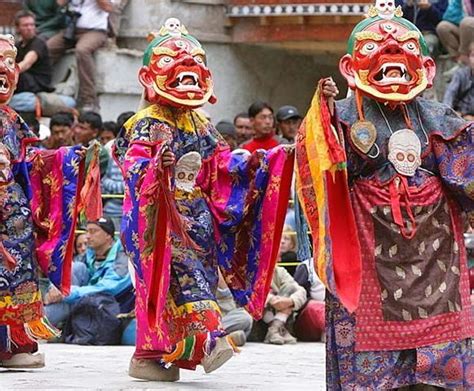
[78, 143, 103, 221]
[226, 335, 241, 353]
[0, 240, 16, 270]
[24, 318, 60, 341]
[162, 339, 185, 363]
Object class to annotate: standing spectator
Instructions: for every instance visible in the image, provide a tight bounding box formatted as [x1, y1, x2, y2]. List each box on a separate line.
[215, 120, 238, 150]
[99, 120, 117, 145]
[436, 0, 474, 65]
[276, 105, 302, 143]
[402, 0, 448, 56]
[24, 0, 66, 40]
[43, 111, 74, 149]
[443, 42, 474, 118]
[241, 101, 283, 152]
[233, 112, 253, 145]
[73, 111, 109, 177]
[14, 10, 53, 94]
[47, 0, 113, 112]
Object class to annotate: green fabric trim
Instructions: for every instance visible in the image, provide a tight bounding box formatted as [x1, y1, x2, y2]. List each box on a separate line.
[347, 16, 429, 56]
[180, 336, 196, 361]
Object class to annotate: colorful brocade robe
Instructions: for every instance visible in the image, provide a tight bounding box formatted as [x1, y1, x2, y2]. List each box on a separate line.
[297, 96, 473, 390]
[114, 104, 293, 368]
[0, 106, 84, 359]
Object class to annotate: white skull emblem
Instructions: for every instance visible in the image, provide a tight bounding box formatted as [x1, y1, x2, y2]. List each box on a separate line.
[388, 129, 422, 177]
[375, 0, 396, 19]
[164, 18, 183, 38]
[175, 151, 202, 193]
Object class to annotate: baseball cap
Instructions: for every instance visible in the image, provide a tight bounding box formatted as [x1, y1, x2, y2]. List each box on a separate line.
[276, 105, 301, 122]
[88, 216, 115, 239]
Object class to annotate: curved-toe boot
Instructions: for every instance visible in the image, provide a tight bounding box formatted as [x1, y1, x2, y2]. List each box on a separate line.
[1, 352, 45, 369]
[128, 358, 179, 382]
[201, 337, 234, 374]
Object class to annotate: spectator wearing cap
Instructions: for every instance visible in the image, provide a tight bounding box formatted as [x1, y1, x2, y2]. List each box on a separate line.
[276, 105, 302, 143]
[241, 101, 285, 153]
[233, 112, 253, 145]
[43, 216, 133, 329]
[216, 120, 238, 150]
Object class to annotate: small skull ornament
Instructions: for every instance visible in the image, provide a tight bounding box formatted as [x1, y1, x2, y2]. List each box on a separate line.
[375, 0, 396, 19]
[175, 151, 202, 193]
[388, 129, 422, 177]
[164, 18, 184, 38]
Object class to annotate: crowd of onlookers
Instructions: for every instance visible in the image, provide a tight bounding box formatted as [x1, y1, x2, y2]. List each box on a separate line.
[6, 0, 474, 346]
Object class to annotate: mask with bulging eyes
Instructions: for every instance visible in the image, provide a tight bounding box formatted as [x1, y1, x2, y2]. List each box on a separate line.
[387, 129, 421, 177]
[175, 151, 202, 193]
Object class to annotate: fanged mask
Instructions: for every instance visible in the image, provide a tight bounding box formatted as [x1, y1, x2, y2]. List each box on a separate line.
[139, 18, 216, 109]
[340, 17, 435, 104]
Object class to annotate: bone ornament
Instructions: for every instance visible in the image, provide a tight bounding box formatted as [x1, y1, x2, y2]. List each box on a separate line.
[175, 151, 202, 193]
[387, 129, 421, 177]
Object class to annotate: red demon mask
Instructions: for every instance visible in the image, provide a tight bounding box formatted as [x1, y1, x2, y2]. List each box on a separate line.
[139, 19, 216, 109]
[340, 16, 436, 104]
[0, 35, 19, 105]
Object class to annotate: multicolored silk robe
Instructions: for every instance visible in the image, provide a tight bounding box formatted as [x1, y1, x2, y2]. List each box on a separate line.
[114, 104, 293, 369]
[297, 95, 473, 390]
[0, 106, 84, 359]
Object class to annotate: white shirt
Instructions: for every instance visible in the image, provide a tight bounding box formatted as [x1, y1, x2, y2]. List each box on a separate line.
[71, 0, 109, 31]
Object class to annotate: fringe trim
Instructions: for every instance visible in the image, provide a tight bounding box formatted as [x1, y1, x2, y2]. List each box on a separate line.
[4, 318, 60, 352]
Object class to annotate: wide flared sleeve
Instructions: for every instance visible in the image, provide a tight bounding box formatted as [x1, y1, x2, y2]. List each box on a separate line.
[28, 146, 85, 295]
[431, 123, 474, 214]
[197, 143, 294, 319]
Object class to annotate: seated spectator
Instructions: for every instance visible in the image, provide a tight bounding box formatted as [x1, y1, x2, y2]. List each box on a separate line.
[436, 0, 474, 65]
[443, 42, 474, 118]
[14, 10, 53, 94]
[241, 101, 284, 152]
[276, 105, 302, 143]
[44, 217, 133, 335]
[74, 232, 88, 257]
[402, 0, 448, 56]
[216, 120, 238, 150]
[24, 0, 66, 40]
[280, 224, 298, 275]
[233, 112, 253, 145]
[260, 266, 307, 345]
[216, 270, 253, 347]
[99, 121, 118, 145]
[42, 111, 74, 149]
[293, 258, 326, 342]
[73, 111, 109, 177]
[47, 0, 114, 112]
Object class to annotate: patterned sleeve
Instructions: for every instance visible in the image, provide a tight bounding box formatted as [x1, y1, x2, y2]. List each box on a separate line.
[432, 124, 474, 213]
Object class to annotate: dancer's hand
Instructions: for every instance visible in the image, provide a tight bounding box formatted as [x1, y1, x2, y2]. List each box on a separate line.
[162, 149, 175, 168]
[322, 77, 339, 116]
[75, 146, 88, 160]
